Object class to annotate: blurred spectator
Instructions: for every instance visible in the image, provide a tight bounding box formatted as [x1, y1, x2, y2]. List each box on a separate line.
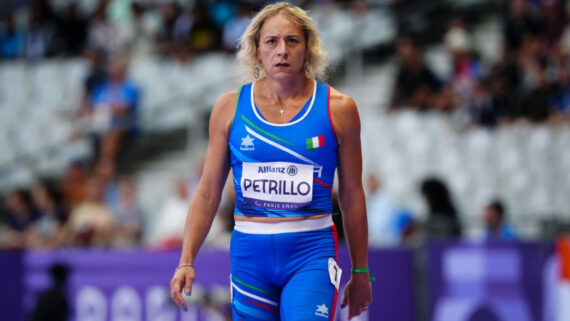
[420, 177, 462, 239]
[365, 173, 401, 247]
[65, 175, 115, 247]
[466, 79, 496, 127]
[156, 1, 182, 58]
[94, 160, 120, 210]
[60, 161, 88, 211]
[503, 0, 542, 54]
[56, 3, 88, 56]
[86, 1, 116, 54]
[559, 6, 570, 57]
[222, 1, 252, 52]
[209, 0, 236, 28]
[390, 37, 442, 111]
[0, 13, 24, 59]
[538, 0, 565, 56]
[469, 65, 516, 127]
[483, 199, 517, 241]
[112, 176, 143, 247]
[147, 178, 191, 249]
[1, 190, 37, 248]
[444, 19, 484, 111]
[29, 263, 70, 321]
[114, 2, 159, 57]
[394, 210, 420, 246]
[25, 4, 56, 60]
[26, 183, 67, 249]
[549, 60, 570, 124]
[78, 48, 108, 115]
[187, 4, 222, 54]
[517, 55, 551, 122]
[85, 55, 140, 171]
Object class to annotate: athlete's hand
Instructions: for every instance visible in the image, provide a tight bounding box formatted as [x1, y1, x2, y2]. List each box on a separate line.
[342, 273, 372, 319]
[170, 266, 195, 311]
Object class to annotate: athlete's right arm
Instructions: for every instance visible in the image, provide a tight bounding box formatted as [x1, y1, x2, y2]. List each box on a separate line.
[170, 90, 237, 311]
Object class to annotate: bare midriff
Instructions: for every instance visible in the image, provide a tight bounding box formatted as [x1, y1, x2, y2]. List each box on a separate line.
[234, 213, 330, 222]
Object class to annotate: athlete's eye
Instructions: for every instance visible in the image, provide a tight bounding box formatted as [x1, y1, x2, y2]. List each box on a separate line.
[266, 38, 276, 44]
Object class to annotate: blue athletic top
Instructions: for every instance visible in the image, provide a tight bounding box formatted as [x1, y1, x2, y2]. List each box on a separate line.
[229, 80, 338, 217]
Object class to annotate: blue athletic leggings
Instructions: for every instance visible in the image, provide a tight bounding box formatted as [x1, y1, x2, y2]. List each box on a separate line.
[230, 225, 340, 321]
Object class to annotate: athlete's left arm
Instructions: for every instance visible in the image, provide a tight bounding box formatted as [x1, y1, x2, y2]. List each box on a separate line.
[330, 88, 372, 319]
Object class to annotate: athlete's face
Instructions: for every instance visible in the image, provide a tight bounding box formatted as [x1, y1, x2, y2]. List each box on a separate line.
[257, 13, 307, 80]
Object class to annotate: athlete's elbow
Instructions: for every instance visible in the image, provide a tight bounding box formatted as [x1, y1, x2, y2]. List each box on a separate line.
[196, 188, 222, 210]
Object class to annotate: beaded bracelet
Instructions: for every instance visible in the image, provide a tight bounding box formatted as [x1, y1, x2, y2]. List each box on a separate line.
[176, 264, 194, 271]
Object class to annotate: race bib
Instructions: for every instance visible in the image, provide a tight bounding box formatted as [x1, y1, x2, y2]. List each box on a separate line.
[241, 162, 314, 210]
[328, 258, 342, 290]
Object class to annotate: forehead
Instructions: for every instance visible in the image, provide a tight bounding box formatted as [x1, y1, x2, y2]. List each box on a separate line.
[259, 13, 303, 37]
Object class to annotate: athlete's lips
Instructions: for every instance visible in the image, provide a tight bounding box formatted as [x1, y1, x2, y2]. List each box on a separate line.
[275, 62, 290, 67]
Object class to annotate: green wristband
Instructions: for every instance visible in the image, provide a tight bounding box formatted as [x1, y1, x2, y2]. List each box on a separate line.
[351, 267, 376, 282]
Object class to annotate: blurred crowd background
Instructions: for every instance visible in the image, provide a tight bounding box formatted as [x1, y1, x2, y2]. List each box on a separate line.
[0, 0, 569, 253]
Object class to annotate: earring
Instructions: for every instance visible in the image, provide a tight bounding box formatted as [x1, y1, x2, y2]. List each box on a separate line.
[304, 61, 310, 73]
[254, 66, 260, 79]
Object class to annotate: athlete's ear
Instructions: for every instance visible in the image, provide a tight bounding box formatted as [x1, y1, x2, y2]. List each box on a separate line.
[256, 50, 262, 66]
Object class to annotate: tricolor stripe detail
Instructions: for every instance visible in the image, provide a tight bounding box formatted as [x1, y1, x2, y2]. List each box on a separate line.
[245, 125, 319, 166]
[330, 224, 339, 321]
[241, 114, 296, 147]
[313, 177, 332, 190]
[306, 136, 325, 150]
[243, 298, 278, 312]
[233, 300, 275, 320]
[231, 281, 279, 307]
[232, 275, 274, 296]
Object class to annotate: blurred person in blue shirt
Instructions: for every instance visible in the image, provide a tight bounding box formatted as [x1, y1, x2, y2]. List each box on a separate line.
[483, 199, 517, 241]
[549, 62, 570, 125]
[86, 55, 140, 171]
[0, 13, 24, 59]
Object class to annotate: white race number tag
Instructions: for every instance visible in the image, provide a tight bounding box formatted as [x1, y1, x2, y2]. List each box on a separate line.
[328, 258, 342, 290]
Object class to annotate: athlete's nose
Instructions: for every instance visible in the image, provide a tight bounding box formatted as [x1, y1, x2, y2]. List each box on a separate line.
[277, 39, 288, 58]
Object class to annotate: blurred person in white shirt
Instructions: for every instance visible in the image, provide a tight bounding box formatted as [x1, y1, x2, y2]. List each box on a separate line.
[365, 173, 402, 247]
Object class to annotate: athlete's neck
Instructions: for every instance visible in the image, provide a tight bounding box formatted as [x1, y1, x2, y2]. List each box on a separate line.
[259, 76, 311, 102]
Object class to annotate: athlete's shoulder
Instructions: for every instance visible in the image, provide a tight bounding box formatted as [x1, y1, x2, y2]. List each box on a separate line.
[328, 86, 357, 112]
[327, 86, 360, 140]
[328, 86, 359, 122]
[213, 90, 239, 111]
[211, 89, 239, 136]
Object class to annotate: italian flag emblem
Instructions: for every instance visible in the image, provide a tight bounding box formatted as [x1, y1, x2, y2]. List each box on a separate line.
[306, 135, 324, 151]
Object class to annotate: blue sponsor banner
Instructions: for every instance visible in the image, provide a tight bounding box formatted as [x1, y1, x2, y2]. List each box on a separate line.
[0, 251, 24, 321]
[1, 242, 554, 321]
[22, 248, 230, 321]
[7, 245, 416, 321]
[427, 241, 545, 321]
[336, 246, 416, 321]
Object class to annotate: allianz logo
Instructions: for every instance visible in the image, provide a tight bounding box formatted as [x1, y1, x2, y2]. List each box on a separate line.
[258, 165, 298, 176]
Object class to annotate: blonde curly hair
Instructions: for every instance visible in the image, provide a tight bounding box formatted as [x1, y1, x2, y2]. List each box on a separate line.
[236, 2, 329, 83]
